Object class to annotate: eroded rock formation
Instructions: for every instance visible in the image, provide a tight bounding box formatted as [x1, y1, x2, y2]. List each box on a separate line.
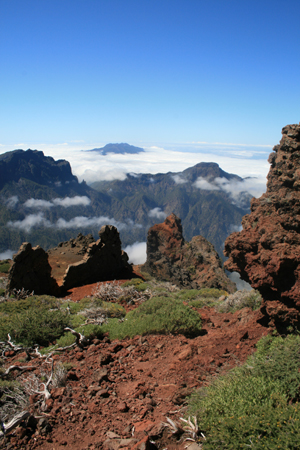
[142, 213, 236, 292]
[7, 243, 59, 295]
[61, 225, 133, 291]
[224, 123, 300, 307]
[7, 227, 133, 295]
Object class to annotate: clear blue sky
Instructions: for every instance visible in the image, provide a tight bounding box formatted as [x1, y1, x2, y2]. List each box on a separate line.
[1, 0, 299, 150]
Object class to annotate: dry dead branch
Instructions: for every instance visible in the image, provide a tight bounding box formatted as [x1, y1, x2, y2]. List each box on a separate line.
[0, 365, 35, 379]
[64, 327, 89, 348]
[0, 411, 30, 437]
[162, 417, 184, 436]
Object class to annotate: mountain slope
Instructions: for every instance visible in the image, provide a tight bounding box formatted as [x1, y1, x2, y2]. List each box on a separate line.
[0, 151, 252, 259]
[91, 162, 252, 258]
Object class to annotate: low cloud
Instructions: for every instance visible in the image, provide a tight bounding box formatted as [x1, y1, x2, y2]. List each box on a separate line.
[194, 177, 220, 191]
[24, 199, 53, 209]
[24, 196, 91, 209]
[80, 169, 127, 183]
[171, 174, 187, 184]
[194, 176, 267, 203]
[227, 271, 252, 291]
[7, 213, 52, 232]
[123, 242, 147, 265]
[0, 249, 16, 260]
[7, 213, 142, 233]
[229, 224, 243, 233]
[5, 196, 19, 208]
[148, 207, 167, 221]
[53, 196, 91, 207]
[55, 215, 125, 230]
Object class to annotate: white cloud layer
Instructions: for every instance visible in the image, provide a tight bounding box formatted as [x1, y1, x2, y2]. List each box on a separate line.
[148, 207, 167, 220]
[123, 242, 147, 265]
[5, 196, 19, 208]
[24, 196, 91, 209]
[0, 249, 16, 260]
[7, 213, 142, 233]
[194, 176, 267, 200]
[0, 142, 270, 197]
[171, 174, 187, 184]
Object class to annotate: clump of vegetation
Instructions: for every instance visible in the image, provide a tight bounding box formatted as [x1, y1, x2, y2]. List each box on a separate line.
[187, 334, 300, 449]
[92, 280, 151, 304]
[102, 296, 202, 340]
[0, 295, 70, 346]
[217, 289, 262, 313]
[0, 260, 10, 274]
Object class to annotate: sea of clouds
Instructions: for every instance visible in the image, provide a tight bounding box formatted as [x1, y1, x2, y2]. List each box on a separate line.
[0, 140, 272, 269]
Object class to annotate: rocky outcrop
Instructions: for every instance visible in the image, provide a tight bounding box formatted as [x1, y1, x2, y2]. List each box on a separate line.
[7, 243, 59, 295]
[7, 227, 133, 295]
[224, 123, 300, 307]
[142, 213, 236, 292]
[61, 226, 133, 291]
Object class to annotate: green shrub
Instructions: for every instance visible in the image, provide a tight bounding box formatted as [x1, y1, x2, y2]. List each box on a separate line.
[0, 288, 5, 296]
[175, 289, 200, 301]
[91, 299, 126, 318]
[0, 262, 10, 273]
[0, 305, 70, 347]
[187, 335, 300, 449]
[0, 295, 60, 315]
[79, 323, 104, 339]
[217, 289, 262, 313]
[197, 288, 228, 298]
[121, 278, 144, 288]
[102, 296, 202, 340]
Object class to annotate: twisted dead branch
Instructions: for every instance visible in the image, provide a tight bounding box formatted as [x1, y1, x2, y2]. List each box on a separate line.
[0, 411, 30, 438]
[0, 365, 35, 379]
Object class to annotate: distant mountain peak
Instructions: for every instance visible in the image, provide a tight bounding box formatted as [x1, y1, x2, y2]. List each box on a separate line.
[86, 143, 144, 155]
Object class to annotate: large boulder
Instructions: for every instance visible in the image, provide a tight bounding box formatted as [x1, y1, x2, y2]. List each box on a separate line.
[142, 213, 236, 292]
[224, 123, 300, 307]
[7, 243, 59, 295]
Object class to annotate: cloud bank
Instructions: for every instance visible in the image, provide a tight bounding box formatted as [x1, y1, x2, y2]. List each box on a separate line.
[7, 213, 142, 233]
[0, 249, 16, 260]
[171, 174, 187, 184]
[5, 196, 19, 208]
[148, 207, 167, 220]
[24, 196, 91, 209]
[194, 176, 267, 200]
[123, 242, 147, 265]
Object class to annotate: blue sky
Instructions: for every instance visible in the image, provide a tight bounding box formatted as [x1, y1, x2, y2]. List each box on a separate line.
[0, 0, 299, 166]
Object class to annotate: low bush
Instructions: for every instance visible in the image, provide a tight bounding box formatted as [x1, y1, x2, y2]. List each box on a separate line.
[0, 261, 10, 273]
[0, 306, 70, 347]
[0, 295, 70, 347]
[217, 289, 262, 313]
[102, 296, 202, 340]
[187, 334, 300, 449]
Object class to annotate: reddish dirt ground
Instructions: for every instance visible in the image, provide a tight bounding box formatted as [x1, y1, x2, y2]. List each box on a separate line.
[1, 293, 270, 450]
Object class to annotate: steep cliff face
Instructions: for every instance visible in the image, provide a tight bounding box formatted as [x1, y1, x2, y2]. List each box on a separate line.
[143, 213, 236, 292]
[0, 149, 77, 189]
[224, 123, 300, 306]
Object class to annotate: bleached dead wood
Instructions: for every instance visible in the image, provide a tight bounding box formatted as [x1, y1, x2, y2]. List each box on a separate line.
[64, 327, 89, 348]
[0, 411, 30, 437]
[0, 365, 35, 379]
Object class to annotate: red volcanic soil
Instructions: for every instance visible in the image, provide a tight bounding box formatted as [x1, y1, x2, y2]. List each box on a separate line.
[1, 294, 269, 450]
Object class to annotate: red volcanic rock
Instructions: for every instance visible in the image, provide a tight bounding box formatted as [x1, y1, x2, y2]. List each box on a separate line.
[142, 213, 235, 292]
[224, 123, 300, 307]
[7, 242, 59, 295]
